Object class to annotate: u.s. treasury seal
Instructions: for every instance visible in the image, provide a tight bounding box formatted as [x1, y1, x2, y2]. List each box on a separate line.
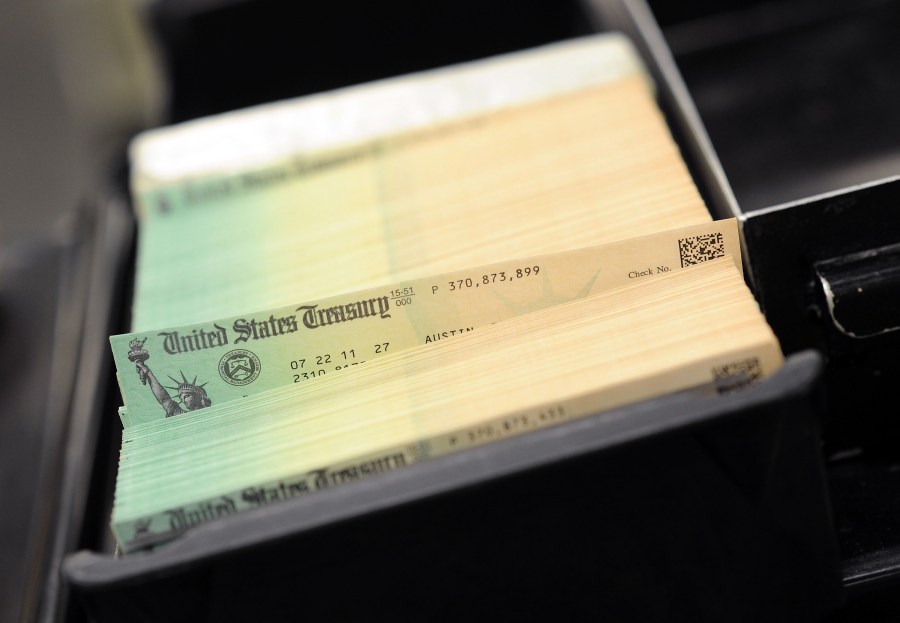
[218, 349, 261, 386]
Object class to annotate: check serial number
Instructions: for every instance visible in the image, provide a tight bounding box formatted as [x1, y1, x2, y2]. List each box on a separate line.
[441, 266, 541, 292]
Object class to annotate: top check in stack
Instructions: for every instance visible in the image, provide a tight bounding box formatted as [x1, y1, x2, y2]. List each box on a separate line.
[109, 33, 782, 552]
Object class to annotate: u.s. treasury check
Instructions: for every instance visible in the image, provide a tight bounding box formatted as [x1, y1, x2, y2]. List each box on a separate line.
[111, 219, 740, 426]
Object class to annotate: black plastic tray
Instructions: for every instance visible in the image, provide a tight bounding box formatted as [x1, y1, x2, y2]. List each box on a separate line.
[65, 351, 840, 622]
[54, 2, 871, 620]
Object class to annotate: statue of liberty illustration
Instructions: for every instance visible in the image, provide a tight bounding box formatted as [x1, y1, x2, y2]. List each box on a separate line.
[127, 337, 211, 417]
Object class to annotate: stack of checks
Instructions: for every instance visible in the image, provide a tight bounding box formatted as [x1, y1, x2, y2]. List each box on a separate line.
[109, 33, 782, 552]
